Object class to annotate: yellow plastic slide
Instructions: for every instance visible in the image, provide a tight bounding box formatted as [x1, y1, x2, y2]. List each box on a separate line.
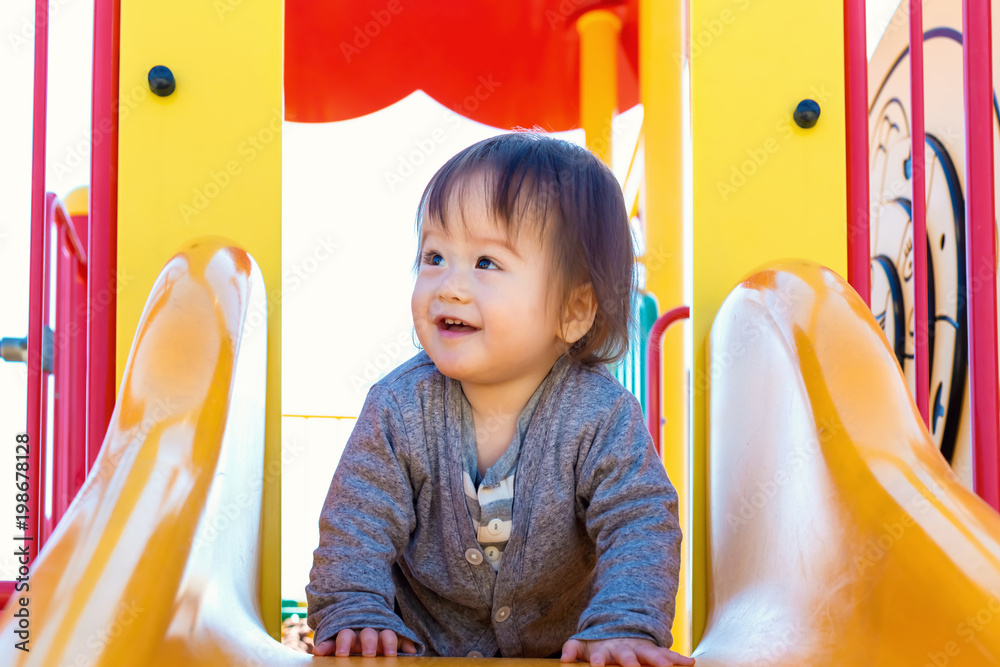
[2, 246, 999, 666]
[692, 260, 1000, 666]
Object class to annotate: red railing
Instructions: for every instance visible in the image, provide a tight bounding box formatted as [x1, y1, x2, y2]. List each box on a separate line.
[9, 194, 90, 613]
[910, 0, 930, 426]
[844, 0, 870, 307]
[646, 306, 690, 456]
[88, 0, 120, 472]
[49, 196, 90, 541]
[846, 0, 1000, 509]
[7, 0, 111, 613]
[25, 0, 51, 578]
[962, 0, 1000, 510]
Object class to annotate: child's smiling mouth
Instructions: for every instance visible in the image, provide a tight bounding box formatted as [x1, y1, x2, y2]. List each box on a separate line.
[435, 316, 481, 337]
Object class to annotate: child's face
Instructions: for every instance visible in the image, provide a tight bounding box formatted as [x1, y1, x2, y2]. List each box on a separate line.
[411, 180, 567, 386]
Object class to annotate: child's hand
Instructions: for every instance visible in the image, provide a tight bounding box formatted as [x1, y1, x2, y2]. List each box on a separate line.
[313, 627, 418, 657]
[561, 638, 695, 667]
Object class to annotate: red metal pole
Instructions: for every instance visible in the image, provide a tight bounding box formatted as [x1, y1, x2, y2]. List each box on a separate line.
[25, 0, 51, 567]
[646, 306, 690, 455]
[910, 0, 929, 426]
[88, 0, 120, 467]
[52, 202, 89, 528]
[70, 211, 91, 507]
[844, 0, 871, 306]
[963, 0, 1000, 510]
[54, 225, 71, 530]
[39, 196, 54, 550]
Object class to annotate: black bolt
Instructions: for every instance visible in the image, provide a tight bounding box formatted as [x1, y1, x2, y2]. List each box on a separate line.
[148, 66, 176, 97]
[793, 99, 821, 129]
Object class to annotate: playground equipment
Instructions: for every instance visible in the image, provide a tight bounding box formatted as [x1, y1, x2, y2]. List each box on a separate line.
[2, 0, 1000, 663]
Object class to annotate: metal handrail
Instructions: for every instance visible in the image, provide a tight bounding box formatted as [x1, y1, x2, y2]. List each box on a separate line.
[645, 306, 690, 455]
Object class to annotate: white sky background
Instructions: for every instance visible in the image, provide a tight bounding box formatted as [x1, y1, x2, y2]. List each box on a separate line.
[0, 0, 903, 596]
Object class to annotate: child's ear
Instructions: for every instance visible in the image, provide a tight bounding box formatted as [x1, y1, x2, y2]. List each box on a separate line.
[560, 283, 598, 345]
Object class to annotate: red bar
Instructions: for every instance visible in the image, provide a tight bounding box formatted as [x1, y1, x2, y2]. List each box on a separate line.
[55, 224, 72, 530]
[963, 0, 1000, 509]
[40, 195, 54, 550]
[53, 201, 88, 269]
[646, 306, 690, 455]
[51, 200, 89, 527]
[88, 0, 120, 468]
[910, 0, 929, 425]
[0, 581, 16, 612]
[844, 0, 871, 306]
[71, 212, 91, 510]
[25, 0, 51, 567]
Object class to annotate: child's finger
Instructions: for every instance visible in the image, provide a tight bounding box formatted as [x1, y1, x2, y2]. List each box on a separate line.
[633, 644, 670, 667]
[590, 646, 609, 667]
[313, 640, 336, 657]
[400, 637, 418, 655]
[561, 639, 585, 662]
[359, 627, 380, 656]
[379, 629, 398, 656]
[612, 646, 640, 667]
[334, 629, 356, 657]
[664, 650, 695, 666]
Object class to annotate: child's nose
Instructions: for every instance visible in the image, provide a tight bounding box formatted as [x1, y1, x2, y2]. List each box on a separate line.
[436, 270, 471, 302]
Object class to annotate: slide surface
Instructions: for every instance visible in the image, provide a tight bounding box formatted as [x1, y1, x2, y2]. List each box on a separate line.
[693, 260, 1000, 666]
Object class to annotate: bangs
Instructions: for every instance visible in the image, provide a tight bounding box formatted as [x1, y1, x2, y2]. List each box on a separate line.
[413, 134, 567, 270]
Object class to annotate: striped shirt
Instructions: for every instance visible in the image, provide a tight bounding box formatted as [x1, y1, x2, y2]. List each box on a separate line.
[459, 369, 552, 571]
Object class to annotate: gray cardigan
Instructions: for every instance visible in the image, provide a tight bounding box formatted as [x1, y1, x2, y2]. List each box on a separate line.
[306, 351, 682, 658]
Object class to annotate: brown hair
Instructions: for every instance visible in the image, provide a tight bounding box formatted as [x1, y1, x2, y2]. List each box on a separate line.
[413, 131, 636, 366]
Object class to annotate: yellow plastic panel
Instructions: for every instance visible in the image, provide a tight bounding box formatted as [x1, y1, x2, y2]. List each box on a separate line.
[692, 260, 1000, 665]
[116, 0, 283, 637]
[638, 0, 688, 652]
[687, 0, 849, 642]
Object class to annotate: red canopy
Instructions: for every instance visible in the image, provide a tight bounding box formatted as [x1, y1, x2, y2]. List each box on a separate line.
[284, 0, 639, 130]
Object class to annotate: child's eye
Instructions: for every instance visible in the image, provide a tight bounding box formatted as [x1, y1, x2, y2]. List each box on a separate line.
[422, 250, 444, 267]
[476, 257, 498, 270]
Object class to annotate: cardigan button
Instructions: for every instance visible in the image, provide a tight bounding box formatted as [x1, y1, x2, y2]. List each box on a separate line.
[466, 651, 484, 658]
[465, 548, 484, 565]
[494, 606, 511, 623]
